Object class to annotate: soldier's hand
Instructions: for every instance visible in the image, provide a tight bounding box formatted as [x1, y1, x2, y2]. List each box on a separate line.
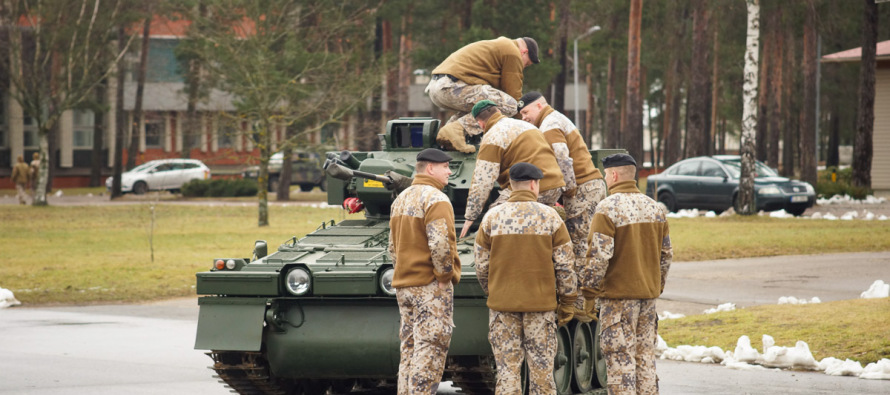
[563, 187, 577, 199]
[584, 297, 599, 322]
[557, 302, 574, 327]
[459, 220, 474, 239]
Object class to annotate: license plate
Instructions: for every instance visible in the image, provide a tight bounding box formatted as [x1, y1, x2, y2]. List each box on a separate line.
[791, 195, 808, 203]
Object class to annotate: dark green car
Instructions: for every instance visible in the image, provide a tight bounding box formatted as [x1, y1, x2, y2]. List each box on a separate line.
[242, 151, 327, 192]
[646, 155, 816, 216]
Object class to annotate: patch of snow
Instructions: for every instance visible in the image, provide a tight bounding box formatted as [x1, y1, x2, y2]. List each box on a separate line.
[778, 296, 821, 305]
[0, 287, 22, 308]
[658, 311, 686, 320]
[660, 344, 725, 363]
[761, 340, 818, 369]
[840, 211, 859, 220]
[769, 210, 793, 218]
[819, 357, 864, 376]
[817, 194, 887, 205]
[667, 209, 700, 218]
[655, 335, 669, 357]
[703, 302, 736, 314]
[860, 280, 889, 299]
[54, 190, 63, 197]
[860, 359, 890, 380]
[733, 335, 760, 363]
[704, 211, 717, 218]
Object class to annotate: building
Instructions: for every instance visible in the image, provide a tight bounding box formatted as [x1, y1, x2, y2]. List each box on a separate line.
[822, 40, 890, 197]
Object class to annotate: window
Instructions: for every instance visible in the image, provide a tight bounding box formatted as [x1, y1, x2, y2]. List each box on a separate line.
[217, 122, 236, 149]
[145, 119, 164, 148]
[73, 110, 95, 148]
[670, 160, 700, 176]
[699, 161, 726, 178]
[23, 116, 38, 148]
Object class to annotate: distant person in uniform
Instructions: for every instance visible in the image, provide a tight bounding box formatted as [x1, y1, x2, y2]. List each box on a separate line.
[584, 154, 672, 395]
[474, 162, 577, 395]
[11, 155, 31, 205]
[426, 37, 541, 153]
[459, 100, 565, 239]
[518, 91, 608, 321]
[388, 148, 462, 395]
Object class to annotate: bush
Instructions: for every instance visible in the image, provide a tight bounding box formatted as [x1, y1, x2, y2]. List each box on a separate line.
[816, 167, 872, 199]
[182, 179, 258, 197]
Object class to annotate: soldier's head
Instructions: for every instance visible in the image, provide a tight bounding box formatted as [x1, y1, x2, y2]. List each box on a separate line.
[32, 152, 39, 160]
[472, 100, 500, 129]
[508, 162, 543, 197]
[515, 37, 540, 68]
[16, 155, 24, 163]
[517, 91, 546, 124]
[415, 148, 453, 185]
[601, 153, 637, 187]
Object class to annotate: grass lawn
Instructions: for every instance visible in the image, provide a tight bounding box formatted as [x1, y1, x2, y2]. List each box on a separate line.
[659, 298, 890, 364]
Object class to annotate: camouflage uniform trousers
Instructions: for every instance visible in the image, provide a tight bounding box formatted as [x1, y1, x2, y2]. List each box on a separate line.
[598, 298, 659, 395]
[490, 187, 563, 211]
[425, 76, 518, 137]
[396, 280, 455, 395]
[564, 178, 607, 309]
[488, 310, 557, 395]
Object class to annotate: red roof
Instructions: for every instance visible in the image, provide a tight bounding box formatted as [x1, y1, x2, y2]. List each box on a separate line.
[822, 40, 890, 63]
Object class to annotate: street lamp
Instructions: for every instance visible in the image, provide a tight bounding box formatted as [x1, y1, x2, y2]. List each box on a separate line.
[574, 25, 601, 130]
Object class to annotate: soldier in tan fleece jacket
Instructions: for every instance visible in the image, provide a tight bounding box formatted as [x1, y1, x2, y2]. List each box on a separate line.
[426, 36, 541, 153]
[585, 153, 672, 395]
[388, 148, 461, 395]
[474, 162, 577, 395]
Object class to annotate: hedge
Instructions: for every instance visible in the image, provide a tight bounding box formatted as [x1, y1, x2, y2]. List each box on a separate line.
[181, 179, 258, 197]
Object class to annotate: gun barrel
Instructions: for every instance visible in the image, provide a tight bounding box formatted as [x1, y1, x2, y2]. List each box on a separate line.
[352, 170, 391, 183]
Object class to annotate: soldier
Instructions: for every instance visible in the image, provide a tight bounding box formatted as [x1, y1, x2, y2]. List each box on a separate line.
[11, 156, 31, 205]
[458, 100, 565, 239]
[426, 37, 541, 153]
[388, 148, 462, 395]
[518, 91, 608, 321]
[474, 162, 577, 395]
[584, 154, 672, 395]
[29, 152, 40, 194]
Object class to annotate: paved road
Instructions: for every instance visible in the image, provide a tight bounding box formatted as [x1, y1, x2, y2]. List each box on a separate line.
[1, 252, 888, 394]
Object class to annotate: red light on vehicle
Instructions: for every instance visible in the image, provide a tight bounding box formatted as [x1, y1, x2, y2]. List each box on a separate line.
[343, 197, 364, 214]
[215, 259, 225, 270]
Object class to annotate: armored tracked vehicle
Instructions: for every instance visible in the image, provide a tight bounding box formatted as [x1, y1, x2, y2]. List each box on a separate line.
[195, 117, 625, 394]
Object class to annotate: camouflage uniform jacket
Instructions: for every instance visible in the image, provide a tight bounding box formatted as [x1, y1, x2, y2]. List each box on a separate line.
[585, 180, 672, 299]
[465, 112, 565, 221]
[533, 105, 603, 192]
[474, 190, 577, 312]
[431, 37, 525, 100]
[389, 175, 461, 288]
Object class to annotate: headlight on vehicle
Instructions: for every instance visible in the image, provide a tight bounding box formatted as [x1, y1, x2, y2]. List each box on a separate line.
[380, 267, 396, 296]
[758, 186, 781, 196]
[285, 267, 311, 296]
[805, 183, 814, 194]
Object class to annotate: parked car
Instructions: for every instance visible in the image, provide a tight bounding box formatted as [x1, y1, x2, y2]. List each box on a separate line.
[242, 151, 327, 192]
[646, 155, 816, 216]
[106, 159, 211, 195]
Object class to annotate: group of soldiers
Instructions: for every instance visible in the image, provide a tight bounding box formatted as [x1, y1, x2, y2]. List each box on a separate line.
[389, 36, 673, 395]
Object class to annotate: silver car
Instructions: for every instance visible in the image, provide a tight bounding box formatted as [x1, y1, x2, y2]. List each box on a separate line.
[106, 159, 211, 194]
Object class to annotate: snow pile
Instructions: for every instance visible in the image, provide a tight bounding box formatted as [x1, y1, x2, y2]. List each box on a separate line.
[769, 209, 793, 218]
[860, 280, 889, 299]
[54, 190, 63, 197]
[808, 210, 887, 221]
[661, 344, 726, 363]
[817, 194, 887, 206]
[732, 335, 760, 363]
[777, 296, 821, 305]
[861, 359, 890, 380]
[658, 311, 686, 320]
[666, 209, 701, 218]
[819, 357, 864, 376]
[761, 340, 819, 369]
[0, 287, 22, 308]
[703, 302, 736, 314]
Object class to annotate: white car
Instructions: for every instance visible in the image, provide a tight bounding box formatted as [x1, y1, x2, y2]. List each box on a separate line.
[106, 159, 211, 194]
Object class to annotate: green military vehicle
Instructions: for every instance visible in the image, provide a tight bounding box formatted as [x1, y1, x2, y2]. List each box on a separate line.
[196, 117, 625, 394]
[242, 150, 328, 192]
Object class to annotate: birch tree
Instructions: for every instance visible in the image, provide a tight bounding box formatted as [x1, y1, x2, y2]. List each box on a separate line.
[738, 0, 760, 215]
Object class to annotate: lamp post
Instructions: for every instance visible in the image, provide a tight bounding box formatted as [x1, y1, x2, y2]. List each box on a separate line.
[573, 25, 601, 130]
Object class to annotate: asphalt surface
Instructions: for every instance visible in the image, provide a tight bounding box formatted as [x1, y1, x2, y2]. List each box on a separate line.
[1, 252, 888, 394]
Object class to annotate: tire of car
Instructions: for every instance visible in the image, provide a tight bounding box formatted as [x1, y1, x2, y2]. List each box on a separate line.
[133, 181, 148, 195]
[787, 206, 807, 216]
[299, 184, 314, 192]
[658, 191, 676, 213]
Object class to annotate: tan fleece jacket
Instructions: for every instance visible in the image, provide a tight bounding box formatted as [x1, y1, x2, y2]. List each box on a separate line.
[431, 37, 525, 99]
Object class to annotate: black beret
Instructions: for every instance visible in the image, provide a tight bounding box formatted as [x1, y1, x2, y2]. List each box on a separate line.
[522, 37, 540, 64]
[601, 153, 637, 169]
[518, 91, 543, 111]
[416, 148, 452, 163]
[509, 162, 543, 181]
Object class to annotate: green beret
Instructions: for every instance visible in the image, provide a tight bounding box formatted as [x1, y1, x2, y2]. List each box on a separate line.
[416, 148, 452, 163]
[509, 162, 543, 181]
[601, 153, 637, 168]
[472, 100, 497, 118]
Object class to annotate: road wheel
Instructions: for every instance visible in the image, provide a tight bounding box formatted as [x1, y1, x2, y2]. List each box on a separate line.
[299, 184, 314, 192]
[571, 322, 594, 393]
[133, 181, 148, 195]
[591, 319, 608, 389]
[657, 191, 676, 212]
[554, 325, 573, 395]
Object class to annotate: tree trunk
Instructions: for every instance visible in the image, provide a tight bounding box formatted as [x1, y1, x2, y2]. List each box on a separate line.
[781, 19, 796, 177]
[827, 111, 840, 168]
[552, 0, 569, 113]
[128, 11, 152, 170]
[396, 2, 413, 118]
[624, 0, 643, 162]
[89, 85, 104, 187]
[585, 62, 596, 146]
[852, 0, 877, 188]
[768, 7, 783, 169]
[710, 25, 720, 157]
[605, 54, 619, 148]
[257, 121, 271, 227]
[382, 19, 397, 120]
[800, 0, 818, 187]
[738, 0, 760, 216]
[687, 0, 710, 158]
[277, 144, 293, 201]
[755, 17, 770, 163]
[112, 27, 126, 199]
